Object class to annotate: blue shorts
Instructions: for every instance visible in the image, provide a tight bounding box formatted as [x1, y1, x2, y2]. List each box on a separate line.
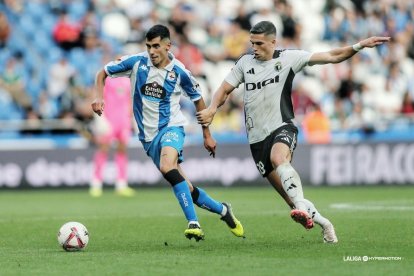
[142, 126, 185, 169]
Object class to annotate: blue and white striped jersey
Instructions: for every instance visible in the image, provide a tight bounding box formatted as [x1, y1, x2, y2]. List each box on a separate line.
[104, 52, 202, 142]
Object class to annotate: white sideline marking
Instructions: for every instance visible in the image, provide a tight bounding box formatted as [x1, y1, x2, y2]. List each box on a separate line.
[330, 203, 414, 211]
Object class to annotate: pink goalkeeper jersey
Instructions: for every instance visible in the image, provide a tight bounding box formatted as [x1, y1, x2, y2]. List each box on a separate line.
[103, 77, 132, 127]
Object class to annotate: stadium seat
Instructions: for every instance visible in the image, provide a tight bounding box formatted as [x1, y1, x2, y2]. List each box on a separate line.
[0, 91, 23, 120]
[68, 48, 87, 70]
[19, 16, 37, 39]
[47, 47, 64, 64]
[24, 49, 43, 73]
[40, 14, 57, 33]
[25, 2, 49, 23]
[0, 47, 12, 71]
[68, 1, 88, 21]
[33, 30, 55, 56]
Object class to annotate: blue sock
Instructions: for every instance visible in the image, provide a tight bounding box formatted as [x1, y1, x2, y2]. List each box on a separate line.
[193, 187, 224, 215]
[173, 181, 198, 222]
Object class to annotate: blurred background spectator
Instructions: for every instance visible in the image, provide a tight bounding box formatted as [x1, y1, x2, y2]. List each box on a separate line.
[53, 9, 82, 51]
[0, 0, 413, 143]
[302, 102, 331, 144]
[0, 11, 10, 47]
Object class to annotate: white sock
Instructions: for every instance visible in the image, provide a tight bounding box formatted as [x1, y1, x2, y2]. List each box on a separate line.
[189, 220, 200, 227]
[115, 179, 127, 190]
[276, 162, 306, 211]
[303, 198, 330, 227]
[220, 204, 227, 217]
[91, 179, 102, 189]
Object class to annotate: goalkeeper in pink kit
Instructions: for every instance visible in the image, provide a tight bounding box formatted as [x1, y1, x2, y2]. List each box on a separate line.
[90, 76, 135, 197]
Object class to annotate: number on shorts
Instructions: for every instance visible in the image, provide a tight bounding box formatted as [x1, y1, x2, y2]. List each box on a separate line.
[256, 161, 266, 175]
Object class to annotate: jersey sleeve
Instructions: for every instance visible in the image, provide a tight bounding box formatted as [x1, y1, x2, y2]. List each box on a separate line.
[225, 56, 246, 87]
[176, 67, 202, 102]
[285, 50, 312, 73]
[104, 55, 139, 77]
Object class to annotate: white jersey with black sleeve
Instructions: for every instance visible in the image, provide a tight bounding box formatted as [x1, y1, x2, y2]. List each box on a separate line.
[225, 49, 312, 144]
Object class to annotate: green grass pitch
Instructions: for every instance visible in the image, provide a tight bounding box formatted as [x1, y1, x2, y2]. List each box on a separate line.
[0, 186, 413, 275]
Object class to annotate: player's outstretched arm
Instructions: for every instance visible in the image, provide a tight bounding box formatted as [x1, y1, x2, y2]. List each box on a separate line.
[308, 36, 391, 66]
[91, 69, 108, 116]
[194, 97, 217, 157]
[196, 80, 235, 126]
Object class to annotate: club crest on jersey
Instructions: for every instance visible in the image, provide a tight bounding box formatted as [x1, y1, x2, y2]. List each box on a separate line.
[274, 61, 282, 72]
[167, 71, 176, 81]
[141, 81, 166, 100]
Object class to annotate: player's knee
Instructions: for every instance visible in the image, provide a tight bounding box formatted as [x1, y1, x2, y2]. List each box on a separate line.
[98, 144, 110, 152]
[116, 143, 128, 152]
[271, 156, 289, 169]
[159, 163, 176, 175]
[162, 169, 185, 186]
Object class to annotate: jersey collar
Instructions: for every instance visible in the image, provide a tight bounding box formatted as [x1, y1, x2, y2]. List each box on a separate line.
[273, 50, 281, 59]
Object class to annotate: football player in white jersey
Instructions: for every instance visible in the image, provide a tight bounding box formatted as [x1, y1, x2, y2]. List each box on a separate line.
[92, 25, 244, 241]
[197, 21, 390, 243]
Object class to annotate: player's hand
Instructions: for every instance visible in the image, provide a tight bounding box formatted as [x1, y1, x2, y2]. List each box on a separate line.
[91, 98, 105, 116]
[196, 107, 216, 127]
[204, 135, 216, 158]
[360, 36, 391, 48]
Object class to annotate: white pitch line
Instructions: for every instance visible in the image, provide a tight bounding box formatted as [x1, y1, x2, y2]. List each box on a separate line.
[330, 203, 414, 211]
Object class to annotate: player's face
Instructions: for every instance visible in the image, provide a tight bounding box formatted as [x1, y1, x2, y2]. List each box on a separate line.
[250, 33, 276, 61]
[146, 37, 171, 68]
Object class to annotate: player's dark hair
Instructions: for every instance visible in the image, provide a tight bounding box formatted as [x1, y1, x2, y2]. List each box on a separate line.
[146, 24, 171, 41]
[250, 21, 277, 36]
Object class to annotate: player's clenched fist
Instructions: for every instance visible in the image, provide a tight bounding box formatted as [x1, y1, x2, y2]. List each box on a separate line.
[91, 98, 105, 116]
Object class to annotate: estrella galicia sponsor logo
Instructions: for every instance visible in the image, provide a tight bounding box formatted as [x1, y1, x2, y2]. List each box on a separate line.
[245, 75, 279, 91]
[141, 82, 166, 100]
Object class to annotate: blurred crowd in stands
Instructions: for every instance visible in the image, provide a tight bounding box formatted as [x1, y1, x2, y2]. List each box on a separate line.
[0, 0, 413, 143]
